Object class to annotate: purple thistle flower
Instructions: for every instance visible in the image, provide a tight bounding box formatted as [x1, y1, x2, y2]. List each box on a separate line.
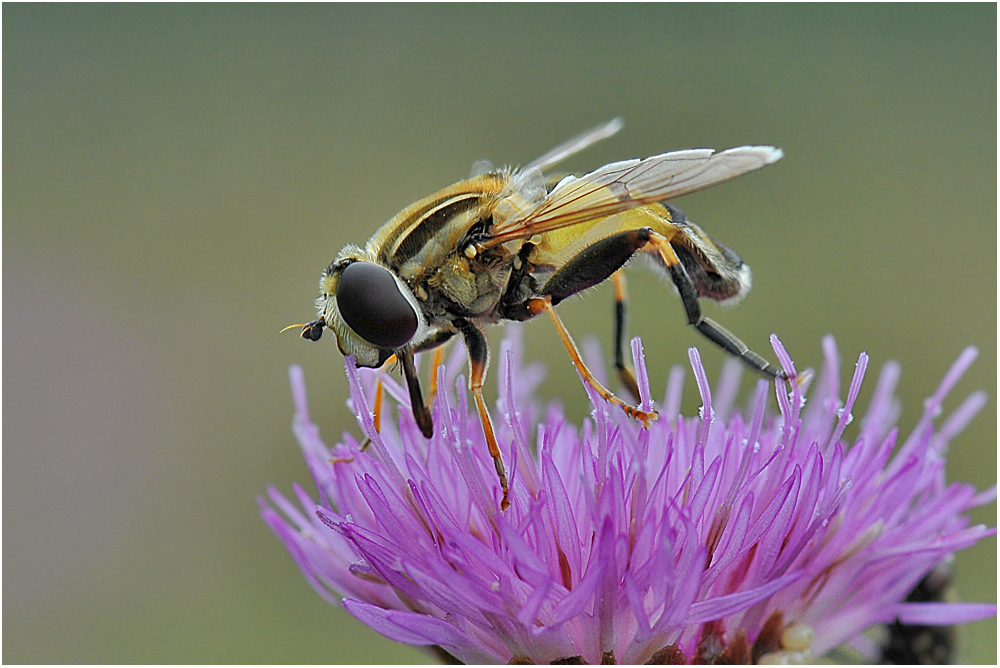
[261, 326, 995, 664]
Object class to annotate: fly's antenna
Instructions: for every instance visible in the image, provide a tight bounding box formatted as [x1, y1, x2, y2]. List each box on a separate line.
[279, 320, 325, 341]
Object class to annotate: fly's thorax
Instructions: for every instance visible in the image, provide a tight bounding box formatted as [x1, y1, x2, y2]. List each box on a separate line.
[352, 172, 513, 319]
[365, 173, 508, 280]
[426, 255, 478, 309]
[421, 250, 513, 317]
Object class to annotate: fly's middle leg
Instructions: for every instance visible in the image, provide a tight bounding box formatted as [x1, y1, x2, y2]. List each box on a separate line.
[526, 295, 658, 428]
[611, 270, 642, 402]
[453, 318, 510, 512]
[535, 227, 659, 425]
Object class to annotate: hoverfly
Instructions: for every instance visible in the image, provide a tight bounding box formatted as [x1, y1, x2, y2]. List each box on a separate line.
[295, 119, 788, 510]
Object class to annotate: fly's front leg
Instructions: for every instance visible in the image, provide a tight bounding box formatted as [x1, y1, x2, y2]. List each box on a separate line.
[396, 330, 457, 440]
[359, 354, 396, 452]
[414, 329, 455, 409]
[400, 349, 435, 438]
[358, 379, 384, 453]
[645, 233, 786, 380]
[453, 318, 510, 511]
[611, 270, 641, 402]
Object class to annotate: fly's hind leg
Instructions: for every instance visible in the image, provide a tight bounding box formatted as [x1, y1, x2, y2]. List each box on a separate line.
[645, 233, 786, 380]
[611, 270, 642, 402]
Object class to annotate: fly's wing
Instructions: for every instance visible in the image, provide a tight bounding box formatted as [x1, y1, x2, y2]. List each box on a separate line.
[486, 145, 783, 246]
[469, 159, 495, 177]
[470, 118, 623, 186]
[524, 117, 624, 173]
[470, 119, 625, 216]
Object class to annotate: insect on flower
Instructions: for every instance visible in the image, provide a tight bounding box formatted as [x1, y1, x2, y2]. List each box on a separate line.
[291, 119, 790, 510]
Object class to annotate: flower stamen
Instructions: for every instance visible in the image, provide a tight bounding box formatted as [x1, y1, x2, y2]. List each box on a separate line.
[263, 331, 995, 664]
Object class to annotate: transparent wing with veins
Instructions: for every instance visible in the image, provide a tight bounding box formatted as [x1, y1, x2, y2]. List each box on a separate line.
[490, 118, 627, 224]
[523, 117, 625, 173]
[473, 118, 625, 180]
[486, 144, 783, 247]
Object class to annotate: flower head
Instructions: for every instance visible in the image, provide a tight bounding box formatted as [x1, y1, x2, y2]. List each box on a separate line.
[261, 326, 995, 663]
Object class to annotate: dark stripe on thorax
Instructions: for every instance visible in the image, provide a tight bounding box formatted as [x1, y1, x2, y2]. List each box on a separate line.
[376, 195, 452, 254]
[390, 193, 481, 265]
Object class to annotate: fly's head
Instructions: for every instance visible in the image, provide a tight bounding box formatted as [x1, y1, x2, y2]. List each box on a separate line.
[308, 246, 431, 368]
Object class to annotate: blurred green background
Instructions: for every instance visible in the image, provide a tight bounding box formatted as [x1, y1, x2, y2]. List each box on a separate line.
[4, 4, 995, 663]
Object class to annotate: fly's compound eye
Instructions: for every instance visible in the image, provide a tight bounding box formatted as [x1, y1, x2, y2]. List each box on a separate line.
[336, 262, 418, 349]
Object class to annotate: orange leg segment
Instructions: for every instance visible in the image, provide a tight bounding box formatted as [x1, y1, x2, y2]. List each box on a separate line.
[360, 356, 396, 452]
[452, 318, 510, 511]
[469, 357, 510, 511]
[357, 379, 384, 452]
[425, 345, 446, 408]
[528, 296, 658, 428]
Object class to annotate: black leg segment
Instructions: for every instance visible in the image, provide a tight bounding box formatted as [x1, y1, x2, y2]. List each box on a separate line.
[667, 262, 702, 326]
[665, 247, 785, 380]
[413, 329, 456, 353]
[612, 271, 641, 402]
[696, 318, 784, 379]
[400, 349, 435, 438]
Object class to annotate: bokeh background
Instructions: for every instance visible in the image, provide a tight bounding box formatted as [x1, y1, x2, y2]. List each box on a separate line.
[5, 4, 995, 663]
